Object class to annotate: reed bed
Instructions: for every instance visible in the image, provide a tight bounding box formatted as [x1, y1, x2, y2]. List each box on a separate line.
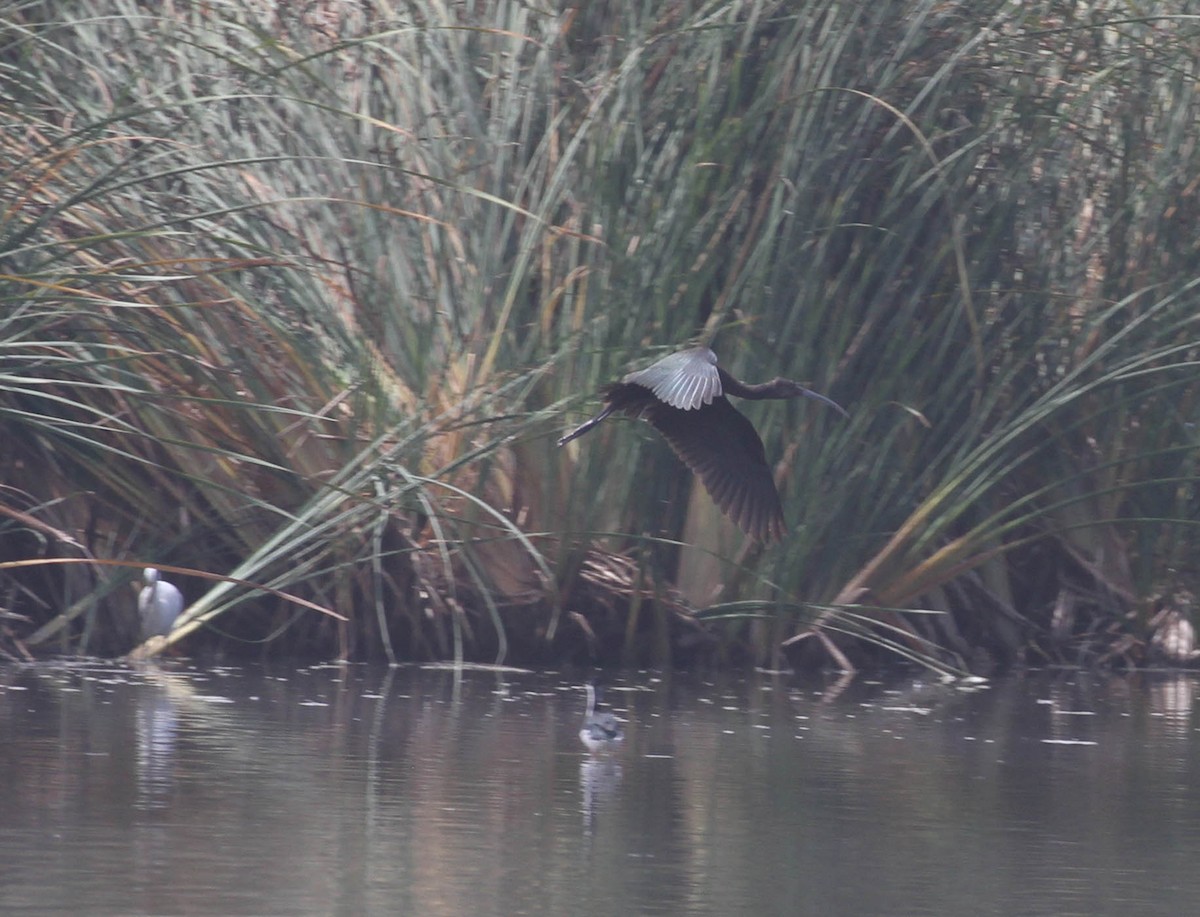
[2, 0, 1198, 671]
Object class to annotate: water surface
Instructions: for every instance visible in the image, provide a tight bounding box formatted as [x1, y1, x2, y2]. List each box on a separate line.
[3, 663, 1199, 915]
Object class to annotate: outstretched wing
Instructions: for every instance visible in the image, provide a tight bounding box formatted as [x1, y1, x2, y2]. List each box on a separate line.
[645, 397, 787, 542]
[623, 348, 722, 411]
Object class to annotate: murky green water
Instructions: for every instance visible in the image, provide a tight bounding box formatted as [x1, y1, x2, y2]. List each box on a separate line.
[2, 663, 1200, 916]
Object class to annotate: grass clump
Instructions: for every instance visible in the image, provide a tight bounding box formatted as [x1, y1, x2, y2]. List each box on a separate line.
[2, 1, 1198, 672]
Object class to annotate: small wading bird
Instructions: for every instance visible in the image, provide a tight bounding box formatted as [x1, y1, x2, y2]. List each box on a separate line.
[557, 347, 847, 542]
[580, 682, 624, 753]
[138, 567, 183, 639]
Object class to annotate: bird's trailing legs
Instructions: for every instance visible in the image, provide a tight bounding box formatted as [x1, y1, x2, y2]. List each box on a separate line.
[557, 405, 615, 447]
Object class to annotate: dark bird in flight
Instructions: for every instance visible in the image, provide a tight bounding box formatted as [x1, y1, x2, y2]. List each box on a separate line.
[557, 347, 847, 542]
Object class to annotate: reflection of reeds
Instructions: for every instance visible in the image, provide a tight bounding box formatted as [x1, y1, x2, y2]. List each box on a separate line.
[3, 2, 1199, 669]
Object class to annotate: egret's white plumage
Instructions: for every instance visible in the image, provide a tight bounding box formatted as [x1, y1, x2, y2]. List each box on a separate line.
[138, 567, 183, 638]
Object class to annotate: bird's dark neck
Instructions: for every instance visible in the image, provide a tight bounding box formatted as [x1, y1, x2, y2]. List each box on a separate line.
[717, 367, 784, 400]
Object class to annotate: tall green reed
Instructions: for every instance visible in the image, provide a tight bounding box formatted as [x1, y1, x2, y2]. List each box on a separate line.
[2, 0, 1197, 668]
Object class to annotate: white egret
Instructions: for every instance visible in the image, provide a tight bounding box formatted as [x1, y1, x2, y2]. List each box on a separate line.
[138, 567, 183, 639]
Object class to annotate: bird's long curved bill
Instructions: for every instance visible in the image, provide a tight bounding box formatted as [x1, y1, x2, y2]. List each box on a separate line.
[800, 387, 850, 418]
